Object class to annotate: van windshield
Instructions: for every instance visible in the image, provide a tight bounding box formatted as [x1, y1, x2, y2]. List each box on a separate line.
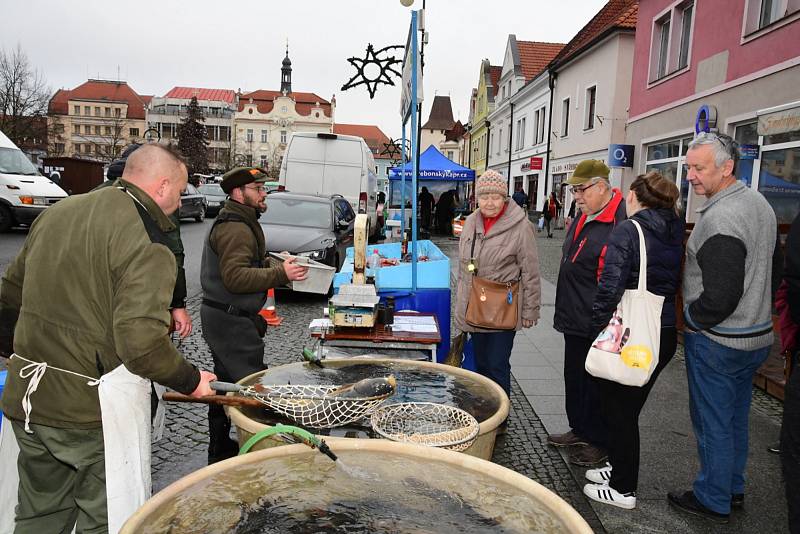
[0, 147, 39, 175]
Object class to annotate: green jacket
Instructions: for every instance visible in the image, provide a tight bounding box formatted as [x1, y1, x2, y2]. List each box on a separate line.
[94, 179, 187, 308]
[0, 180, 200, 428]
[207, 199, 289, 293]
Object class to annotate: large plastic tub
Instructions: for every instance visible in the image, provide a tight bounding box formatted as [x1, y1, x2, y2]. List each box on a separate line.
[333, 240, 449, 291]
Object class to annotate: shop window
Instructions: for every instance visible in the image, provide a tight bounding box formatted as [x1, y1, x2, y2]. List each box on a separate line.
[649, 1, 695, 83]
[734, 121, 759, 187]
[758, 129, 800, 224]
[645, 135, 693, 217]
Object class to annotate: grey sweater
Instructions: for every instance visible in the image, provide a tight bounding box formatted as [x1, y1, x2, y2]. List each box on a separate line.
[683, 181, 776, 350]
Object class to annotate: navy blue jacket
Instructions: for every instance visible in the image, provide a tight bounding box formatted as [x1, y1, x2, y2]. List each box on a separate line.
[590, 208, 685, 337]
[554, 190, 626, 337]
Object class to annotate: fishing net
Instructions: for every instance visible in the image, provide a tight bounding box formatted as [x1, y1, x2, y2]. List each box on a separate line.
[239, 384, 393, 429]
[370, 402, 480, 452]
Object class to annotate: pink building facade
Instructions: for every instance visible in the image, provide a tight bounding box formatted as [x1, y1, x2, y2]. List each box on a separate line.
[624, 0, 800, 223]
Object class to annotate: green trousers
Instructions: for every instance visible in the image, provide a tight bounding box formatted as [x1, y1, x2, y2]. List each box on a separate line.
[11, 420, 107, 534]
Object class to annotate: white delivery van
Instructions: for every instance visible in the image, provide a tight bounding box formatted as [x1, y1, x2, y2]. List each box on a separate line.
[279, 132, 378, 236]
[0, 130, 68, 232]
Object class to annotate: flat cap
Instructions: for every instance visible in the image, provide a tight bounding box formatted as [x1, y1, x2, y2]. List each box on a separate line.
[566, 159, 610, 185]
[220, 167, 268, 194]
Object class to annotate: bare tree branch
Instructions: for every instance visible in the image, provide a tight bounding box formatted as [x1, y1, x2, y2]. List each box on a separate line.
[0, 44, 50, 146]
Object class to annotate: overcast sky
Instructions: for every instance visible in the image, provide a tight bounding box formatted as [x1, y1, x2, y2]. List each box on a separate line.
[3, 0, 608, 140]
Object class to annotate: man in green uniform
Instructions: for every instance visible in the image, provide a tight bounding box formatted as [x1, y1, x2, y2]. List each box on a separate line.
[201, 167, 307, 463]
[0, 144, 217, 532]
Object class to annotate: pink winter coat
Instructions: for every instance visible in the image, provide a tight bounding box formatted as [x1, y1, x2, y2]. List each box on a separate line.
[454, 200, 541, 333]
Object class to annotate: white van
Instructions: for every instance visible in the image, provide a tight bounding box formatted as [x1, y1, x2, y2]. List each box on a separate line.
[279, 132, 378, 236]
[0, 130, 68, 232]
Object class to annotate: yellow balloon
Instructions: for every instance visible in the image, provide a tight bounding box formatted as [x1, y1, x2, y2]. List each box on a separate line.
[620, 345, 653, 369]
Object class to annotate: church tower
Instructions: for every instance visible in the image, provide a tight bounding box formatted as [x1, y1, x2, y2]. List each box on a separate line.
[281, 42, 292, 95]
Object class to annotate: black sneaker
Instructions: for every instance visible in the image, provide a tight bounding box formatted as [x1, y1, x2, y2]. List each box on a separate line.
[731, 493, 744, 509]
[668, 490, 729, 524]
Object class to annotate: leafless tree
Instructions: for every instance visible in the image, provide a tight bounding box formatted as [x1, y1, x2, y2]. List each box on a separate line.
[0, 44, 50, 145]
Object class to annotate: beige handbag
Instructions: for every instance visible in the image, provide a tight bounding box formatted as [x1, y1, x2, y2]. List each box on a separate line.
[464, 229, 519, 330]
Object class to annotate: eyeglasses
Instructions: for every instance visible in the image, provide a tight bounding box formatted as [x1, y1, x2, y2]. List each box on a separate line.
[693, 131, 738, 158]
[244, 185, 267, 193]
[570, 181, 600, 195]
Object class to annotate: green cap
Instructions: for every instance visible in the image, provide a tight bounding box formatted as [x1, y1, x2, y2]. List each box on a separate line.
[566, 160, 610, 185]
[220, 167, 269, 194]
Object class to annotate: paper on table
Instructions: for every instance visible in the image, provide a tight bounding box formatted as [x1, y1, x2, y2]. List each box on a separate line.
[392, 324, 438, 333]
[392, 315, 437, 326]
[309, 318, 333, 330]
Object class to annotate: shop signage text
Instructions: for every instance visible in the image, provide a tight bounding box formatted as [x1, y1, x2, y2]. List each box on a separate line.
[758, 105, 800, 137]
[608, 144, 634, 168]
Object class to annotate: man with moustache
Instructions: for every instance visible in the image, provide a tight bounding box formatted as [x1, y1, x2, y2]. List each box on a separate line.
[200, 166, 308, 464]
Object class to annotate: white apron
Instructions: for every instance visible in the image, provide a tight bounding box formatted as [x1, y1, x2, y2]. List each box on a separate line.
[0, 354, 157, 534]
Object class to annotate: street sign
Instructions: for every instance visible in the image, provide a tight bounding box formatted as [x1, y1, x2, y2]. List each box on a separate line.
[608, 144, 634, 168]
[529, 157, 543, 170]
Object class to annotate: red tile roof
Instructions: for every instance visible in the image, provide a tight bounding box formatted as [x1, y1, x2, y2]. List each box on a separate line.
[333, 123, 392, 158]
[422, 95, 456, 130]
[489, 65, 502, 98]
[517, 41, 566, 81]
[553, 0, 638, 67]
[51, 80, 149, 119]
[238, 89, 332, 117]
[164, 87, 236, 104]
[48, 89, 70, 115]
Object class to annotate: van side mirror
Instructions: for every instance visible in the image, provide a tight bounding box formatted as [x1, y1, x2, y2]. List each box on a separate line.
[337, 219, 350, 230]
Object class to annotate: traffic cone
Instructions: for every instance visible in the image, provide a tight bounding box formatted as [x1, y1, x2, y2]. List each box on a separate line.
[258, 288, 283, 326]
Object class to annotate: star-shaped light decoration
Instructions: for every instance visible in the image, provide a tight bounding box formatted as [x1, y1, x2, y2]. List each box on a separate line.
[381, 138, 410, 164]
[341, 44, 404, 99]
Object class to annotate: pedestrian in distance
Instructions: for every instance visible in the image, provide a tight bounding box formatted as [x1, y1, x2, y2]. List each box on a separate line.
[581, 172, 684, 510]
[668, 132, 777, 524]
[549, 159, 626, 467]
[0, 144, 217, 533]
[779, 210, 800, 533]
[542, 191, 561, 238]
[512, 185, 528, 210]
[200, 166, 308, 464]
[419, 186, 435, 231]
[453, 170, 541, 405]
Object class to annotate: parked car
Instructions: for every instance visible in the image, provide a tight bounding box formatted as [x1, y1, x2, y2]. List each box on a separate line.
[279, 132, 378, 238]
[0, 129, 68, 232]
[178, 183, 207, 222]
[197, 183, 227, 217]
[258, 192, 355, 284]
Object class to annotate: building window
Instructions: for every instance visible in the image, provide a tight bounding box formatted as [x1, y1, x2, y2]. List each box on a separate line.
[644, 135, 693, 217]
[246, 155, 253, 166]
[501, 86, 506, 100]
[498, 128, 503, 154]
[94, 125, 101, 135]
[585, 86, 597, 130]
[94, 106, 100, 116]
[246, 129, 253, 142]
[517, 118, 526, 150]
[280, 130, 287, 144]
[55, 143, 65, 153]
[85, 125, 92, 134]
[105, 107, 111, 117]
[649, 1, 695, 82]
[561, 98, 570, 137]
[447, 150, 454, 160]
[129, 128, 139, 137]
[260, 155, 268, 168]
[73, 105, 80, 115]
[73, 124, 80, 134]
[281, 106, 287, 113]
[105, 126, 112, 136]
[743, 0, 800, 36]
[84, 106, 91, 115]
[114, 108, 121, 118]
[261, 130, 267, 143]
[734, 121, 759, 187]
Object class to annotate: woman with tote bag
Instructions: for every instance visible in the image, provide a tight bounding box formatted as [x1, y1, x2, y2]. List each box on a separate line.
[581, 172, 684, 509]
[453, 170, 541, 405]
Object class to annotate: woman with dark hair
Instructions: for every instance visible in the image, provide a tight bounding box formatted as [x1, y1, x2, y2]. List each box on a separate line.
[581, 172, 684, 509]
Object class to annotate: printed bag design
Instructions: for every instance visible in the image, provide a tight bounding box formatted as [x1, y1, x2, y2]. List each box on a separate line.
[585, 220, 664, 387]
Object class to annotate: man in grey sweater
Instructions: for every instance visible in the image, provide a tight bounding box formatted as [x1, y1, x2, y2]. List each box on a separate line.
[668, 132, 776, 524]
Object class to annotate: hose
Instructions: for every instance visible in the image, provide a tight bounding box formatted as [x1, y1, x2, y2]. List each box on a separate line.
[239, 423, 338, 462]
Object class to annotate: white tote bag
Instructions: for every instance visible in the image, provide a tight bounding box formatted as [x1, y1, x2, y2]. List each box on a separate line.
[585, 220, 664, 387]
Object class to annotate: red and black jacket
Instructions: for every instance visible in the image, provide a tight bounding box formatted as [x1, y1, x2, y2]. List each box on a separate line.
[554, 189, 626, 338]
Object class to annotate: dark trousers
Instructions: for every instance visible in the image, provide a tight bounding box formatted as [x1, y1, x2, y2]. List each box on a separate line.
[421, 208, 432, 230]
[544, 217, 553, 236]
[781, 349, 800, 534]
[597, 327, 677, 494]
[472, 330, 516, 397]
[11, 420, 107, 533]
[564, 334, 607, 448]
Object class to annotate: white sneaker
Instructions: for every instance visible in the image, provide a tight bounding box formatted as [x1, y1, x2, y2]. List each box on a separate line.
[583, 483, 636, 509]
[585, 462, 613, 484]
